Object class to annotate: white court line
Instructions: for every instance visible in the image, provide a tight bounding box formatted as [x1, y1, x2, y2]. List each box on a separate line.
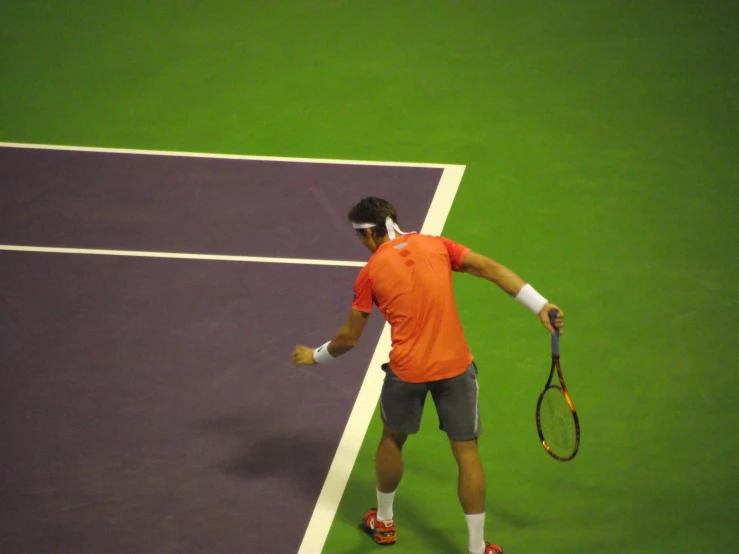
[0, 141, 464, 170]
[0, 245, 367, 267]
[297, 164, 465, 554]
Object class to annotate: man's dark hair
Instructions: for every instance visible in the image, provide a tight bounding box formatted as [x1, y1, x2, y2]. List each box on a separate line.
[347, 197, 399, 238]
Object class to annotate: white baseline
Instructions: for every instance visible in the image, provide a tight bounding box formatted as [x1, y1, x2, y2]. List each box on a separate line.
[0, 141, 463, 169]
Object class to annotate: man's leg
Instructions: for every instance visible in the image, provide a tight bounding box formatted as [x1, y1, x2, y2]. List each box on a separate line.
[375, 424, 407, 521]
[431, 362, 502, 554]
[451, 438, 487, 554]
[361, 364, 426, 545]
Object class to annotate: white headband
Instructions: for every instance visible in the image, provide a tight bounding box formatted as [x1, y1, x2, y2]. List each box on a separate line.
[352, 216, 408, 240]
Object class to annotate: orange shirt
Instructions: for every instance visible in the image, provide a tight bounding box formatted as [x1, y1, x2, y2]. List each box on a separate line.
[352, 233, 473, 383]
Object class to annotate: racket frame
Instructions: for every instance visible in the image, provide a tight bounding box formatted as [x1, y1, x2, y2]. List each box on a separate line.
[535, 310, 580, 461]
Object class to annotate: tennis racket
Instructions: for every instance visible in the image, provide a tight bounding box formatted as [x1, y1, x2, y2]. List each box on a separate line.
[535, 309, 580, 461]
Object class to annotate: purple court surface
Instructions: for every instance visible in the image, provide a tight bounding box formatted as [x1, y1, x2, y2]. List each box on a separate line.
[0, 145, 443, 553]
[0, 147, 441, 260]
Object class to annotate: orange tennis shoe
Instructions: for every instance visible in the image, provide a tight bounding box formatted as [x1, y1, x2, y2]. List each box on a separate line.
[480, 542, 504, 554]
[361, 508, 396, 546]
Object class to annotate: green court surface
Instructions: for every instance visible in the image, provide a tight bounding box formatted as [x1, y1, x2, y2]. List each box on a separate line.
[2, 2, 737, 553]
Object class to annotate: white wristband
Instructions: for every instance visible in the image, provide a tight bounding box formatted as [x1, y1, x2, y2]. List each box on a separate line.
[313, 341, 335, 364]
[515, 284, 548, 315]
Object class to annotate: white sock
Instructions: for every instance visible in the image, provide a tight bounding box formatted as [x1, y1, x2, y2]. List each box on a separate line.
[465, 513, 485, 554]
[376, 490, 395, 522]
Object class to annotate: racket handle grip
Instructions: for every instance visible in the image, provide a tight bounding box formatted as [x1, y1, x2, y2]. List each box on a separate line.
[549, 309, 560, 356]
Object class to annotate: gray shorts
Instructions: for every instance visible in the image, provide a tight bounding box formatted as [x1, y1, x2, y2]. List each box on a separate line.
[379, 361, 481, 442]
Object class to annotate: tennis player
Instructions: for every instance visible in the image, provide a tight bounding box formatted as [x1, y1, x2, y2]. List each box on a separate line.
[292, 197, 564, 554]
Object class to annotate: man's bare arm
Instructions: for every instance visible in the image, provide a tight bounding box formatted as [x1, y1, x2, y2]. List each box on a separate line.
[326, 308, 370, 356]
[292, 308, 370, 366]
[460, 251, 564, 334]
[460, 251, 527, 296]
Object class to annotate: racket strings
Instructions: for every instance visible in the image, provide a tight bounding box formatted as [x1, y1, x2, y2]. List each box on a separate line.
[540, 387, 577, 457]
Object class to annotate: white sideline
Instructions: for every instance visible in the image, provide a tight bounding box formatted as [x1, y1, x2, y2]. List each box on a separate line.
[0, 245, 367, 267]
[297, 164, 465, 553]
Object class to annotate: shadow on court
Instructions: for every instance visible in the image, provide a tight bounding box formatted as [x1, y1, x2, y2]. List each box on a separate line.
[195, 409, 341, 500]
[322, 427, 543, 553]
[413, 459, 542, 530]
[330, 469, 462, 553]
